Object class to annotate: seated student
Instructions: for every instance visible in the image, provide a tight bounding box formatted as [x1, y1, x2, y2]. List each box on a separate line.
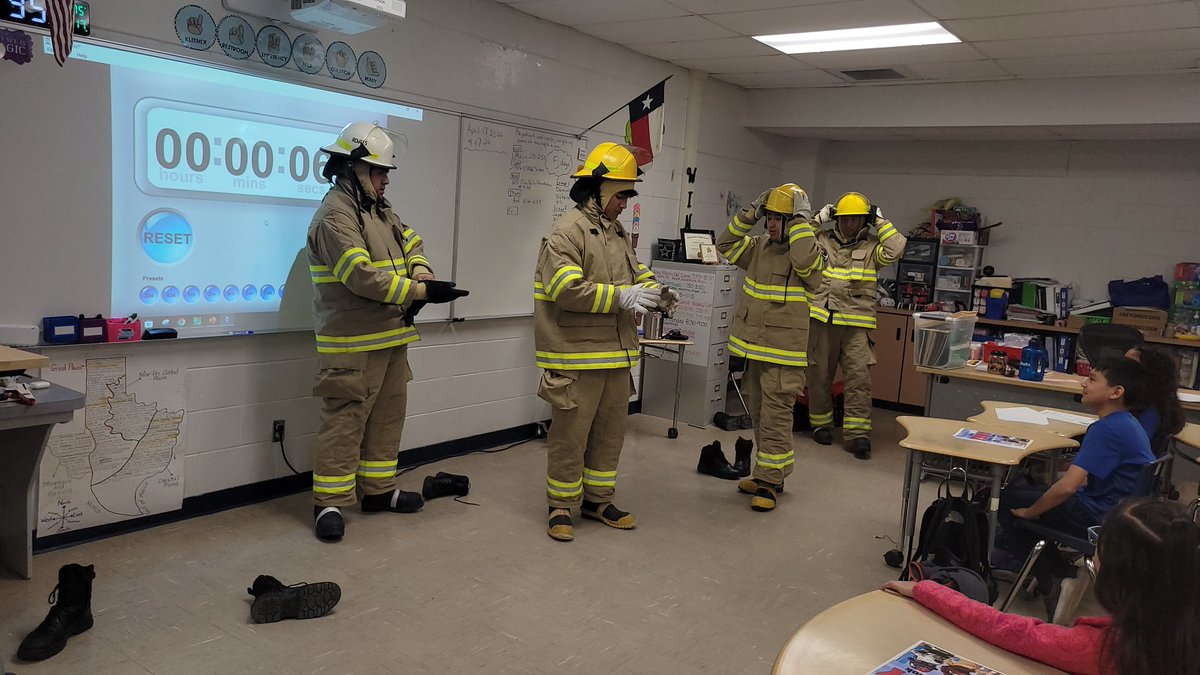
[884, 498, 1200, 675]
[992, 358, 1154, 612]
[1124, 345, 1186, 456]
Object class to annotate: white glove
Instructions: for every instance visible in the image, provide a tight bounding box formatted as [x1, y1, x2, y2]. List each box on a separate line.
[791, 187, 812, 218]
[873, 207, 885, 226]
[659, 287, 681, 315]
[817, 204, 835, 224]
[618, 283, 659, 313]
[748, 189, 771, 222]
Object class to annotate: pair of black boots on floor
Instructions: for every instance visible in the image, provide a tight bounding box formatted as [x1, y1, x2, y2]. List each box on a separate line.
[314, 472, 472, 542]
[697, 438, 752, 480]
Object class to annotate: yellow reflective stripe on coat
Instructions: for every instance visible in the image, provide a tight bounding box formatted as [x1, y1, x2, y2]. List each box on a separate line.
[384, 276, 413, 304]
[402, 232, 423, 254]
[408, 254, 430, 269]
[582, 467, 617, 488]
[823, 266, 878, 282]
[591, 284, 617, 313]
[756, 449, 795, 469]
[788, 222, 815, 244]
[796, 255, 823, 277]
[809, 306, 831, 323]
[729, 214, 754, 237]
[726, 236, 752, 264]
[533, 282, 552, 302]
[742, 277, 808, 303]
[309, 265, 340, 284]
[547, 475, 583, 498]
[727, 335, 807, 367]
[333, 247, 372, 283]
[877, 223, 898, 243]
[535, 349, 638, 370]
[316, 325, 420, 353]
[635, 264, 656, 283]
[843, 416, 872, 431]
[830, 312, 877, 329]
[547, 265, 585, 300]
[313, 473, 356, 494]
[356, 459, 398, 479]
[809, 410, 834, 427]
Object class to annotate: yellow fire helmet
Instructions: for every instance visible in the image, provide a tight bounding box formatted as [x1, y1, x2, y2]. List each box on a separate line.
[572, 142, 643, 182]
[834, 192, 873, 217]
[764, 183, 807, 215]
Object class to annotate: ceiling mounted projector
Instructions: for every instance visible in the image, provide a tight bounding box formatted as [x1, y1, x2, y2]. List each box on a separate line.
[290, 0, 406, 34]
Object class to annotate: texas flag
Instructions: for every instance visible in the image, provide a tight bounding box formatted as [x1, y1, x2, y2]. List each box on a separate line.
[624, 79, 666, 166]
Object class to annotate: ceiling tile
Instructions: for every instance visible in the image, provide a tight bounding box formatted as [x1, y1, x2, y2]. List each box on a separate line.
[909, 0, 1180, 21]
[507, 0, 688, 26]
[904, 59, 1011, 81]
[625, 36, 779, 61]
[675, 53, 811, 73]
[703, 0, 936, 36]
[996, 49, 1200, 77]
[794, 43, 982, 70]
[974, 27, 1200, 59]
[719, 70, 850, 88]
[943, 2, 1200, 42]
[664, 0, 835, 14]
[576, 15, 737, 44]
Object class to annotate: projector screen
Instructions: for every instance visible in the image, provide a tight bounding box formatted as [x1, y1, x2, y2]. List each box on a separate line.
[2, 37, 460, 337]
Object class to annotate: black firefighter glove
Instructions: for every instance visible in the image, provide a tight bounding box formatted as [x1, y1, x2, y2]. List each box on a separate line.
[422, 280, 470, 304]
[404, 300, 427, 327]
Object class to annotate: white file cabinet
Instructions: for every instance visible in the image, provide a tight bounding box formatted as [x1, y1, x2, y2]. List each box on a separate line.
[641, 262, 738, 427]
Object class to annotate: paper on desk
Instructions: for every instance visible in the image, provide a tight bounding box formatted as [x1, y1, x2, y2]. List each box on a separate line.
[1041, 410, 1095, 427]
[995, 406, 1049, 425]
[1179, 391, 1200, 403]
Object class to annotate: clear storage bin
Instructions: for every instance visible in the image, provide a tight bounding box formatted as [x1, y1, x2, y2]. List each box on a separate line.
[912, 311, 977, 369]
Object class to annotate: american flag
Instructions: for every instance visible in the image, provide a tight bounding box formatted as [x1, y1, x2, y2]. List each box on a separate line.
[47, 0, 75, 66]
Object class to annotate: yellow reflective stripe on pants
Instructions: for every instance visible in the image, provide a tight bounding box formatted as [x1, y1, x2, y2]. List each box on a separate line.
[831, 312, 877, 329]
[313, 472, 356, 494]
[547, 475, 583, 499]
[357, 459, 397, 479]
[843, 416, 872, 431]
[809, 411, 834, 427]
[582, 467, 617, 488]
[756, 450, 795, 470]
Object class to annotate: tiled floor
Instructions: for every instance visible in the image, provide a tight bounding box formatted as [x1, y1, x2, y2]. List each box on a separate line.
[1, 410, 1106, 674]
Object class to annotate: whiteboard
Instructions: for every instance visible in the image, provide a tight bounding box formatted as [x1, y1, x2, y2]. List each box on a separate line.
[452, 119, 586, 319]
[0, 37, 458, 337]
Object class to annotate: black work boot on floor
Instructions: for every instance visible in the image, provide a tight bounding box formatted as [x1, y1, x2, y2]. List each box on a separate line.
[697, 441, 740, 480]
[314, 506, 345, 542]
[17, 563, 95, 662]
[845, 437, 871, 460]
[422, 472, 471, 500]
[733, 437, 753, 477]
[813, 427, 833, 445]
[247, 575, 341, 624]
[361, 488, 424, 513]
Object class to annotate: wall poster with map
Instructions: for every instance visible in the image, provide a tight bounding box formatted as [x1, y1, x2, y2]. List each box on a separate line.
[38, 351, 186, 535]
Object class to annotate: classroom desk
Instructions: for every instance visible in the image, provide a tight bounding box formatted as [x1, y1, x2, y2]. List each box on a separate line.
[919, 364, 1200, 423]
[772, 590, 1066, 675]
[639, 338, 693, 439]
[895, 416, 1080, 565]
[0, 377, 84, 579]
[968, 400, 1096, 438]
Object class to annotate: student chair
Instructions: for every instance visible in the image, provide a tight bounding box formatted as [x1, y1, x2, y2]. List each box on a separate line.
[1076, 323, 1144, 364]
[998, 453, 1173, 618]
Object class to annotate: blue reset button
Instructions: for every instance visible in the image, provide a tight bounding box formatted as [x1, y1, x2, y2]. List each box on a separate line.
[138, 209, 194, 264]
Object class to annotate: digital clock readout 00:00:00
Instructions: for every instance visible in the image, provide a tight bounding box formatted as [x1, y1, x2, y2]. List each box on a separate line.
[142, 106, 338, 200]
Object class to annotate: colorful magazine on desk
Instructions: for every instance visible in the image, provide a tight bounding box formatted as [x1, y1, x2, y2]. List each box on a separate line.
[868, 640, 1007, 675]
[953, 428, 1033, 450]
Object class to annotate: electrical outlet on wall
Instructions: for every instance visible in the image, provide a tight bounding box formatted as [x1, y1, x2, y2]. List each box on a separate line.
[272, 419, 286, 442]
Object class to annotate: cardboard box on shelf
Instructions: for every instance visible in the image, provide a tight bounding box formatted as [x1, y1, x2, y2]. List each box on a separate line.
[1111, 307, 1168, 337]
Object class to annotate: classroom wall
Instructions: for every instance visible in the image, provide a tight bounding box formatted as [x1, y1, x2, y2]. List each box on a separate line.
[48, 0, 795, 499]
[819, 139, 1200, 303]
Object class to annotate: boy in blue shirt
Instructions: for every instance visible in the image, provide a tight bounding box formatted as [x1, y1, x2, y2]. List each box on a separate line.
[995, 357, 1153, 613]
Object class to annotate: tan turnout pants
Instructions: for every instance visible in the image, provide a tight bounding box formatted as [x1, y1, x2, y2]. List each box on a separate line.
[741, 359, 806, 486]
[312, 347, 412, 507]
[539, 368, 632, 509]
[807, 321, 876, 441]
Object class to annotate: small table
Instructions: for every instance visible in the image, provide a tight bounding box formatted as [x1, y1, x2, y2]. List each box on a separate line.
[969, 400, 1096, 438]
[895, 416, 1080, 565]
[640, 337, 693, 439]
[772, 590, 1066, 674]
[0, 374, 85, 579]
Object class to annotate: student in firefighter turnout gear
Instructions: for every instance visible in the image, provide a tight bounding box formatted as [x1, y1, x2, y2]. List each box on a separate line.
[716, 184, 822, 512]
[307, 122, 468, 542]
[535, 142, 679, 542]
[807, 192, 906, 460]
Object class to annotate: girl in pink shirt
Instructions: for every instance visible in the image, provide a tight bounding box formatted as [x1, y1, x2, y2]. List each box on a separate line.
[883, 498, 1199, 675]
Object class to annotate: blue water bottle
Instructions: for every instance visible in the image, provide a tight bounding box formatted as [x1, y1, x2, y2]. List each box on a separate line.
[1019, 337, 1048, 382]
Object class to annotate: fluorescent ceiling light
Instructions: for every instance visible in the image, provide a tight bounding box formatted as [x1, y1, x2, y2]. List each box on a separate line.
[755, 22, 960, 54]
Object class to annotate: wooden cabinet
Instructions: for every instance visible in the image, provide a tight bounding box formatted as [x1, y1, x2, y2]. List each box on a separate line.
[870, 309, 929, 407]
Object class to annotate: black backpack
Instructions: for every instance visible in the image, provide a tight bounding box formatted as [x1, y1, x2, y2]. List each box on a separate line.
[902, 469, 998, 603]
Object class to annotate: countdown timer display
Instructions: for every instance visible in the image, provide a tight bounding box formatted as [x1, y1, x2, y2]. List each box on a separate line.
[138, 101, 335, 201]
